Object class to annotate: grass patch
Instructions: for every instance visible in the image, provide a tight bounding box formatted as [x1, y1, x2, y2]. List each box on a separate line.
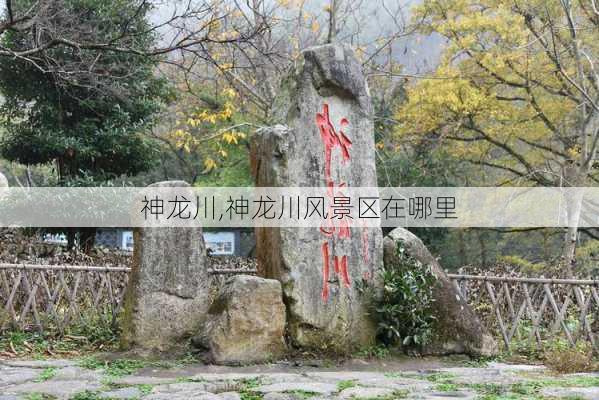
[510, 381, 543, 396]
[286, 390, 318, 399]
[69, 391, 103, 400]
[556, 375, 599, 387]
[383, 371, 420, 380]
[355, 345, 390, 359]
[79, 353, 200, 378]
[435, 383, 459, 392]
[34, 367, 57, 382]
[544, 340, 596, 373]
[238, 377, 263, 400]
[423, 372, 455, 384]
[337, 379, 357, 391]
[467, 383, 504, 396]
[79, 357, 146, 377]
[24, 393, 55, 400]
[174, 376, 206, 383]
[375, 390, 409, 399]
[239, 377, 261, 389]
[464, 377, 599, 400]
[459, 356, 499, 368]
[137, 384, 154, 395]
[239, 393, 263, 400]
[0, 317, 118, 359]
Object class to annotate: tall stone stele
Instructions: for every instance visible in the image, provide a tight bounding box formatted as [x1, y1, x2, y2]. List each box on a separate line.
[121, 181, 211, 353]
[251, 44, 383, 352]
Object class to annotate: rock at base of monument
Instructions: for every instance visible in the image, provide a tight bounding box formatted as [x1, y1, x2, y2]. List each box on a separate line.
[121, 291, 209, 353]
[204, 275, 287, 365]
[120, 181, 211, 354]
[383, 228, 498, 357]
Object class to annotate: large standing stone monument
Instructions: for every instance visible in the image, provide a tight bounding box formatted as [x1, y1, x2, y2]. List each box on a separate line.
[121, 181, 211, 353]
[251, 44, 383, 351]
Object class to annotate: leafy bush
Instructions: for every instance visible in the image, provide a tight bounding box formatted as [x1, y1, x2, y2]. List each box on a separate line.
[365, 242, 437, 348]
[544, 339, 596, 373]
[355, 345, 390, 359]
[496, 255, 546, 274]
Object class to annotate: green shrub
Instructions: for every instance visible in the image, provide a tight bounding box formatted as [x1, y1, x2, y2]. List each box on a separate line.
[544, 339, 596, 373]
[79, 357, 146, 377]
[364, 242, 437, 348]
[355, 345, 390, 359]
[337, 380, 357, 391]
[497, 255, 546, 274]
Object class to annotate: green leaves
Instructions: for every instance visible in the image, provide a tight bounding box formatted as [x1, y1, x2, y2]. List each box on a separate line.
[370, 242, 438, 349]
[0, 0, 171, 183]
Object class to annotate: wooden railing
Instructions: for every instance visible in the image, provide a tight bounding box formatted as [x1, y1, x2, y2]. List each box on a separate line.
[0, 264, 131, 333]
[448, 274, 599, 351]
[2, 262, 596, 353]
[0, 263, 257, 333]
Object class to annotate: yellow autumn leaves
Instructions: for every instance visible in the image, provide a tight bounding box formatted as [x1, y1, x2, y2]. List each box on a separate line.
[168, 87, 247, 173]
[394, 0, 588, 175]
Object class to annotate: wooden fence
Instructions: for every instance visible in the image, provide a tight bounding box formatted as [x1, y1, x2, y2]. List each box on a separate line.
[2, 263, 597, 352]
[0, 263, 257, 333]
[0, 264, 130, 333]
[448, 274, 599, 351]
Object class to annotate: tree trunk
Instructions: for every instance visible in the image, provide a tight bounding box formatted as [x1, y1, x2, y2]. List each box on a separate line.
[66, 228, 76, 250]
[457, 229, 468, 266]
[476, 229, 488, 268]
[561, 163, 585, 278]
[80, 228, 96, 254]
[563, 188, 584, 278]
[327, 0, 339, 44]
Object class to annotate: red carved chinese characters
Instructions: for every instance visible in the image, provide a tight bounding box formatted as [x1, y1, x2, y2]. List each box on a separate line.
[316, 104, 352, 186]
[316, 104, 353, 301]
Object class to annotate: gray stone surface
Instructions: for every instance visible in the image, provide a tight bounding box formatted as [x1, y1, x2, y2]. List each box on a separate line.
[111, 375, 177, 385]
[187, 373, 263, 382]
[145, 392, 220, 400]
[486, 362, 546, 372]
[2, 357, 597, 400]
[218, 392, 242, 400]
[0, 367, 40, 387]
[263, 394, 296, 400]
[146, 381, 229, 400]
[1, 359, 75, 368]
[52, 366, 104, 381]
[151, 381, 246, 394]
[205, 275, 286, 364]
[541, 386, 599, 400]
[384, 228, 498, 357]
[307, 371, 432, 392]
[409, 391, 477, 400]
[150, 382, 219, 394]
[255, 382, 338, 395]
[121, 180, 211, 352]
[98, 387, 142, 399]
[4, 380, 102, 399]
[439, 367, 530, 385]
[251, 43, 383, 352]
[338, 386, 395, 399]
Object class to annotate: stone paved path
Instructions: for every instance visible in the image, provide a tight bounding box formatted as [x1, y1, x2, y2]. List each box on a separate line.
[0, 357, 597, 400]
